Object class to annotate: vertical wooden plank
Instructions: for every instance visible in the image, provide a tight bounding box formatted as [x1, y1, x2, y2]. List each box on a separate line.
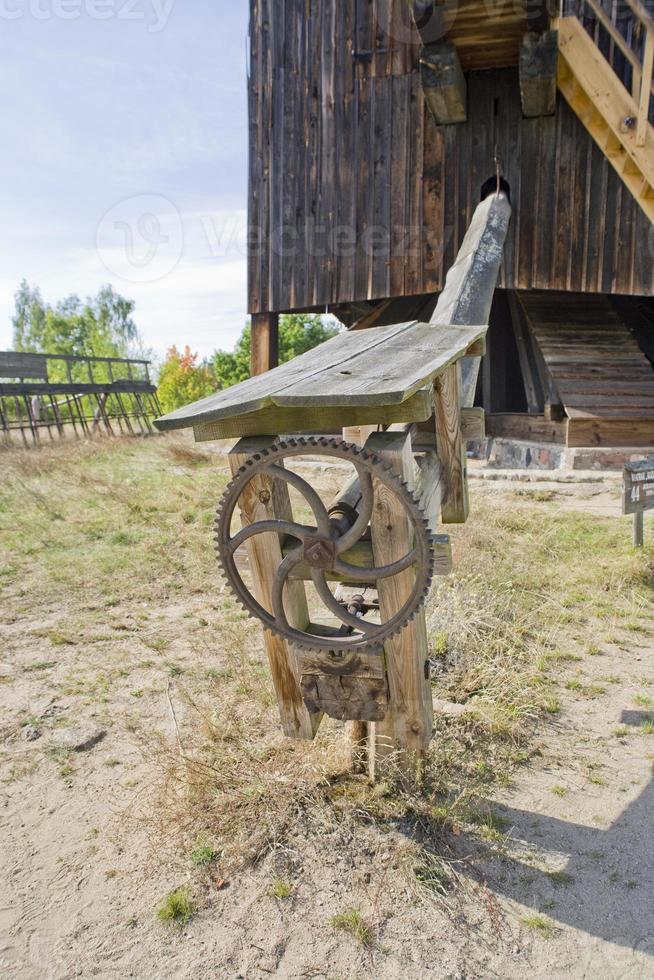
[336, 0, 356, 304]
[601, 166, 620, 294]
[366, 430, 433, 777]
[371, 76, 392, 300]
[434, 364, 469, 524]
[389, 74, 410, 299]
[280, 0, 297, 310]
[293, 0, 308, 311]
[229, 438, 321, 740]
[535, 114, 557, 289]
[405, 72, 425, 298]
[321, 0, 337, 304]
[442, 117, 459, 277]
[269, 0, 284, 314]
[422, 108, 445, 293]
[354, 75, 372, 300]
[569, 104, 589, 291]
[247, 0, 261, 315]
[306, 0, 322, 308]
[517, 115, 539, 289]
[500, 69, 522, 290]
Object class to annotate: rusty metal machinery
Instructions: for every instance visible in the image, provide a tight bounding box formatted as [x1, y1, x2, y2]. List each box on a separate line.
[214, 436, 435, 653]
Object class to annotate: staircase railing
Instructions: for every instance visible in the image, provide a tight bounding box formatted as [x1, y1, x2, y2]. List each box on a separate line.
[564, 0, 654, 141]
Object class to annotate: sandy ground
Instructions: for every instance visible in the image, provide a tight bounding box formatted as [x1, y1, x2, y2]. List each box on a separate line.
[2, 459, 654, 980]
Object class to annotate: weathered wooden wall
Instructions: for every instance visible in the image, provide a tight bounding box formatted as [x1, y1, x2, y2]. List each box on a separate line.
[248, 0, 654, 315]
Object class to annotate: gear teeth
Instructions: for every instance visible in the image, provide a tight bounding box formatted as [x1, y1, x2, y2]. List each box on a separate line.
[213, 436, 435, 652]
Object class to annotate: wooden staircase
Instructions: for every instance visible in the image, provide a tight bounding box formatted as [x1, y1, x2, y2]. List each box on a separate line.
[555, 10, 654, 223]
[519, 292, 654, 448]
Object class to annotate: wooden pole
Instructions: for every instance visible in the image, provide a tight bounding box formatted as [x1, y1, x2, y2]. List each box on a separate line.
[366, 430, 433, 782]
[433, 365, 469, 524]
[251, 313, 279, 376]
[634, 511, 645, 548]
[229, 437, 322, 740]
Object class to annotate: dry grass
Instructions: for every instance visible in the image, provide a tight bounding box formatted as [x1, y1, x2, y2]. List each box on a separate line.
[3, 433, 653, 905]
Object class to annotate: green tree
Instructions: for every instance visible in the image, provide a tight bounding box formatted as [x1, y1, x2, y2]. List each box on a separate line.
[213, 314, 340, 389]
[12, 281, 140, 360]
[157, 346, 218, 415]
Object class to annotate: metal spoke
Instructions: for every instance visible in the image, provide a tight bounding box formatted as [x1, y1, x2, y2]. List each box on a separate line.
[335, 468, 374, 554]
[271, 547, 303, 628]
[227, 519, 314, 556]
[311, 570, 380, 635]
[263, 464, 331, 535]
[333, 547, 418, 581]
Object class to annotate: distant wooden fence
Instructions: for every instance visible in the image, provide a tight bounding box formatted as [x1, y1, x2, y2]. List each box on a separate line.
[0, 350, 162, 448]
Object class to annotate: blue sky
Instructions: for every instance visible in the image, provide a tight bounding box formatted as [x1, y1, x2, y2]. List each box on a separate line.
[0, 1, 250, 361]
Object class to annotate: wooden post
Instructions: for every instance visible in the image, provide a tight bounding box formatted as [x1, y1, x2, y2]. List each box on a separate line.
[634, 512, 645, 548]
[433, 365, 469, 524]
[251, 313, 279, 377]
[366, 431, 433, 781]
[519, 30, 558, 118]
[229, 437, 322, 740]
[420, 41, 467, 125]
[637, 26, 654, 147]
[344, 422, 378, 771]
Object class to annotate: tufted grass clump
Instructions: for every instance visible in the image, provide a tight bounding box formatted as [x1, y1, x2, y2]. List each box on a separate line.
[156, 888, 196, 926]
[329, 908, 374, 946]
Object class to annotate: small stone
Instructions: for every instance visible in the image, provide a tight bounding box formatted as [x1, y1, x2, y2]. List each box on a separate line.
[52, 726, 107, 753]
[22, 725, 41, 742]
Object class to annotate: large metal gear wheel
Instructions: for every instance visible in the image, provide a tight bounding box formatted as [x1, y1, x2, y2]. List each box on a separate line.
[214, 436, 435, 652]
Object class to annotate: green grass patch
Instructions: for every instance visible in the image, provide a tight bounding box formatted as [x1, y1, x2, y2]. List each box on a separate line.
[329, 908, 374, 947]
[156, 888, 196, 926]
[520, 913, 556, 938]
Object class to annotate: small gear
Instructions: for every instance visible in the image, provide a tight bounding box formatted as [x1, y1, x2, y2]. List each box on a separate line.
[214, 436, 435, 652]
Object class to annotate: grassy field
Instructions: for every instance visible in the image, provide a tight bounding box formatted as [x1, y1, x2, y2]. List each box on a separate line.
[2, 434, 654, 976]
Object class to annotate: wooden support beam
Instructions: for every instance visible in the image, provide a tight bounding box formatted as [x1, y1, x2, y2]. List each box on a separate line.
[507, 291, 543, 415]
[519, 30, 558, 117]
[420, 41, 467, 125]
[229, 437, 321, 740]
[433, 366, 469, 524]
[251, 313, 279, 376]
[566, 418, 654, 449]
[430, 192, 512, 409]
[366, 430, 433, 778]
[192, 388, 434, 442]
[637, 27, 654, 147]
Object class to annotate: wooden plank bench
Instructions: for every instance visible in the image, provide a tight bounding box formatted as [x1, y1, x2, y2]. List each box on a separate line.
[154, 320, 487, 442]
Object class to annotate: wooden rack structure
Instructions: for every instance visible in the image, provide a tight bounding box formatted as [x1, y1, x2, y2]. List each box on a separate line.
[0, 351, 162, 448]
[157, 192, 511, 779]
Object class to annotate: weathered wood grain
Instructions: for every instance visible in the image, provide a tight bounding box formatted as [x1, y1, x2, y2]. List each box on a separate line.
[434, 365, 469, 524]
[519, 30, 557, 117]
[296, 648, 388, 722]
[155, 321, 485, 432]
[520, 291, 654, 426]
[421, 41, 467, 124]
[192, 389, 433, 442]
[366, 430, 433, 774]
[229, 438, 322, 740]
[248, 7, 654, 317]
[414, 450, 444, 533]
